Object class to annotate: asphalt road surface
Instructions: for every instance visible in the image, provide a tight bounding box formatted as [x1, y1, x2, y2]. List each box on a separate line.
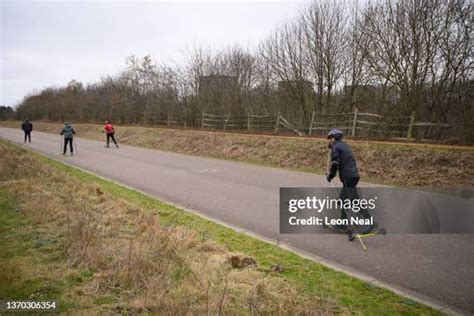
[1, 128, 473, 314]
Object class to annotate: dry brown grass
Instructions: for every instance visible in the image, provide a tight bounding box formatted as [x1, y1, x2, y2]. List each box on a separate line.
[2, 120, 472, 190]
[0, 141, 334, 314]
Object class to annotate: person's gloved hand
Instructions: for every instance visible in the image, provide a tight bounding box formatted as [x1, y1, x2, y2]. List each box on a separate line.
[325, 172, 333, 182]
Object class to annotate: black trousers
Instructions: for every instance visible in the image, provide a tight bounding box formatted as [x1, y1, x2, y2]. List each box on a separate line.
[339, 177, 371, 221]
[24, 131, 31, 142]
[63, 138, 73, 154]
[106, 133, 117, 146]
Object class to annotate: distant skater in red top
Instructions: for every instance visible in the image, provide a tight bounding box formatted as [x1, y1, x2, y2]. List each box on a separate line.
[103, 120, 119, 148]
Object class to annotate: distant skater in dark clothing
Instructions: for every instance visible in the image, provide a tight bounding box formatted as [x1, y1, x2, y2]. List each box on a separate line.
[60, 122, 76, 155]
[21, 119, 33, 143]
[103, 120, 119, 148]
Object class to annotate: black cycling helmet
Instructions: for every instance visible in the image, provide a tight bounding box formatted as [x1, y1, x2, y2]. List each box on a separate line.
[327, 129, 343, 140]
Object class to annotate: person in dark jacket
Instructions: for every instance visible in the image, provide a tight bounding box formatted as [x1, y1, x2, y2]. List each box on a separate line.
[60, 122, 75, 155]
[326, 129, 359, 182]
[21, 119, 33, 143]
[326, 129, 373, 233]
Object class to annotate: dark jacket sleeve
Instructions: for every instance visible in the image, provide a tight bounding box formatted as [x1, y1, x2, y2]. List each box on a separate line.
[328, 146, 340, 179]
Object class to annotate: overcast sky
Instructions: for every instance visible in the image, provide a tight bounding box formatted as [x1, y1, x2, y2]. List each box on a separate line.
[0, 0, 306, 107]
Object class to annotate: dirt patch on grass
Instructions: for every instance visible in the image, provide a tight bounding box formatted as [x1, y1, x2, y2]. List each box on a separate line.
[2, 120, 472, 189]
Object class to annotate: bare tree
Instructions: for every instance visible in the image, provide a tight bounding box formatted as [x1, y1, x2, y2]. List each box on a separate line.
[300, 0, 349, 113]
[122, 55, 157, 124]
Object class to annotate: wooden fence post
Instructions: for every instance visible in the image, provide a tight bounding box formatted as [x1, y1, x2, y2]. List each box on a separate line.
[247, 113, 250, 131]
[407, 111, 416, 139]
[154, 113, 157, 126]
[167, 111, 170, 126]
[275, 111, 281, 134]
[308, 111, 315, 135]
[351, 108, 358, 136]
[201, 112, 205, 129]
[223, 113, 231, 131]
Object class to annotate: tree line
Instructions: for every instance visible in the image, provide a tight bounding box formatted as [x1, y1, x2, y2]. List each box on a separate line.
[13, 0, 473, 140]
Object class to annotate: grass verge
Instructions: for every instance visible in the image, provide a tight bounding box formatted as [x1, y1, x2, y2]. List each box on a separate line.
[0, 139, 441, 314]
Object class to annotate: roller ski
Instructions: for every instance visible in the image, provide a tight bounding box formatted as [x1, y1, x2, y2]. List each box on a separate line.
[346, 224, 386, 250]
[348, 227, 386, 242]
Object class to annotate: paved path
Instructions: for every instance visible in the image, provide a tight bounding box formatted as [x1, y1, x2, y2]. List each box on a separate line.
[1, 128, 473, 314]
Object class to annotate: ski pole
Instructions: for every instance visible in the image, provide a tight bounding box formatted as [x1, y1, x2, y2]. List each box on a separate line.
[73, 138, 79, 155]
[328, 180, 338, 196]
